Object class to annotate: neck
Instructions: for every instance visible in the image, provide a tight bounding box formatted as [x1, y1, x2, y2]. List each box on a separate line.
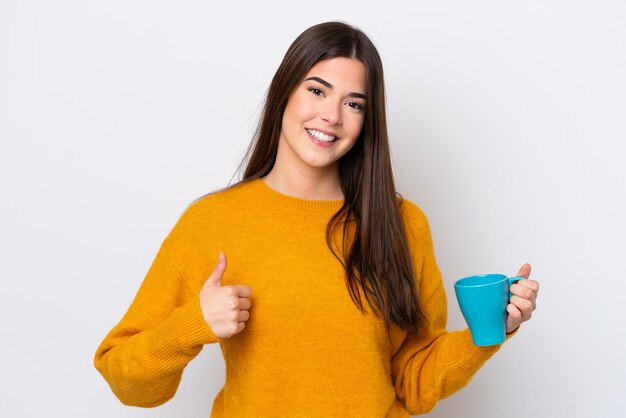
[261, 166, 343, 200]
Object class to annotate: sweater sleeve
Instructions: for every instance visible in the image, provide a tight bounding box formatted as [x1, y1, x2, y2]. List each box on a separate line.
[390, 201, 516, 415]
[94, 237, 222, 407]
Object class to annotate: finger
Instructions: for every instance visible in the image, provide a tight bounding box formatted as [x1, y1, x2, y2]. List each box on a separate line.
[515, 262, 531, 279]
[517, 278, 540, 295]
[204, 252, 227, 288]
[238, 310, 250, 322]
[238, 297, 252, 310]
[234, 285, 253, 298]
[510, 280, 539, 302]
[510, 295, 534, 320]
[507, 303, 522, 324]
[506, 303, 522, 331]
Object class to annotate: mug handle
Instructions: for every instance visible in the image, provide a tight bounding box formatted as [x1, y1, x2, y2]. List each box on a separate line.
[507, 276, 524, 300]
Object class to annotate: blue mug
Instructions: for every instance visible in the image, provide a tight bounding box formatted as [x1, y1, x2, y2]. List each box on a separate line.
[454, 273, 524, 346]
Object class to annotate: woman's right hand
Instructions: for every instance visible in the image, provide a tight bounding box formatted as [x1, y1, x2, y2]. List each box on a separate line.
[199, 252, 253, 339]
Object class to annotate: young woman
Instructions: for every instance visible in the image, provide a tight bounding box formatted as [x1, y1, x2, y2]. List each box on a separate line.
[94, 21, 539, 417]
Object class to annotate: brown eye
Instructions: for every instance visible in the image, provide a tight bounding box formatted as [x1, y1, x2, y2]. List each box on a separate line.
[347, 101, 364, 111]
[308, 87, 325, 96]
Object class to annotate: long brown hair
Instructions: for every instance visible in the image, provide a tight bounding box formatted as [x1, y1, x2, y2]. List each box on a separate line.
[208, 22, 425, 335]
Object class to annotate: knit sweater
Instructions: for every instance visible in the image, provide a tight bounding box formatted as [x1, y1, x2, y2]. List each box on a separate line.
[94, 178, 510, 417]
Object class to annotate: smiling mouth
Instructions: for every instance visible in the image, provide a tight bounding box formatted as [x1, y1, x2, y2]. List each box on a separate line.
[306, 128, 337, 142]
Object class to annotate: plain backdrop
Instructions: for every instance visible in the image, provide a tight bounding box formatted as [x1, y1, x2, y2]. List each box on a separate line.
[1, 1, 625, 417]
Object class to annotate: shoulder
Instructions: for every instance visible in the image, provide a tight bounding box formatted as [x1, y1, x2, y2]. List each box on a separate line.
[398, 196, 431, 231]
[185, 180, 252, 215]
[164, 179, 254, 243]
[396, 195, 435, 251]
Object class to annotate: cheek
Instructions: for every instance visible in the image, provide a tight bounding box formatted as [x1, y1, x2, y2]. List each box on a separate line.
[347, 116, 365, 138]
[284, 94, 315, 126]
[341, 121, 364, 152]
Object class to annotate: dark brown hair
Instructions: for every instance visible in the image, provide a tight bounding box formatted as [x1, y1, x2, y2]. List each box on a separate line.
[211, 21, 425, 335]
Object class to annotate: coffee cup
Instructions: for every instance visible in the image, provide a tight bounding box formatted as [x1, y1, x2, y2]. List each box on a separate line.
[454, 273, 524, 346]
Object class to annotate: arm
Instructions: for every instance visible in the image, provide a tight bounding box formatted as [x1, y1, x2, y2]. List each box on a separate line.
[94, 239, 221, 407]
[390, 201, 513, 415]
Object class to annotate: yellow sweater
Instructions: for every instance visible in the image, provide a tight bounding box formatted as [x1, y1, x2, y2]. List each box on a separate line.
[94, 178, 508, 417]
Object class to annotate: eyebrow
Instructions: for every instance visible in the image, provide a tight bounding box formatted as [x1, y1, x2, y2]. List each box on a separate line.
[305, 76, 367, 100]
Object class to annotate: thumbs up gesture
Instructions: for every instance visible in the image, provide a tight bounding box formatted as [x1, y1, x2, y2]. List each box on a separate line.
[199, 252, 253, 339]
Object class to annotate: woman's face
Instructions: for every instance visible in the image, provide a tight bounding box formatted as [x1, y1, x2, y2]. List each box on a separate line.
[276, 57, 367, 178]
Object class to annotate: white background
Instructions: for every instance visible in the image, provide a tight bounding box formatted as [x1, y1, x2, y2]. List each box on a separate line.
[1, 1, 625, 417]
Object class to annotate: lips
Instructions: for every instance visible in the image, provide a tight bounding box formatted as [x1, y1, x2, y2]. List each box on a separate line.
[306, 128, 338, 142]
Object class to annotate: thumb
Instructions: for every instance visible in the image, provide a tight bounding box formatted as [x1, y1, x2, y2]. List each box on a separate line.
[204, 252, 227, 288]
[515, 262, 531, 279]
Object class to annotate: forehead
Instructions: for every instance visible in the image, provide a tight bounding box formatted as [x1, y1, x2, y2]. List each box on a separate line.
[304, 57, 367, 92]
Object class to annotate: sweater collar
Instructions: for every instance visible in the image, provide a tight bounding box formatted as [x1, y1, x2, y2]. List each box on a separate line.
[247, 177, 345, 214]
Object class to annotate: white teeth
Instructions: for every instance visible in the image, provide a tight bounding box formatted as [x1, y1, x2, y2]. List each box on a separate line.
[307, 129, 336, 142]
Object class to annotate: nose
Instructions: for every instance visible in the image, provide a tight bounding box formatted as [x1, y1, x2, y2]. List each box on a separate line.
[321, 100, 342, 126]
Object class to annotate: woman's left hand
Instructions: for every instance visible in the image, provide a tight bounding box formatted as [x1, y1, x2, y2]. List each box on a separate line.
[506, 263, 540, 334]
